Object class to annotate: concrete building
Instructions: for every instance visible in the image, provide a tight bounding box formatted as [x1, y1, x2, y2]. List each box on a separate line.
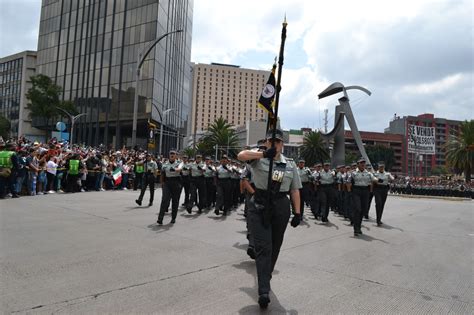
[35, 0, 193, 151]
[385, 113, 462, 176]
[345, 130, 404, 173]
[190, 63, 268, 140]
[0, 50, 46, 140]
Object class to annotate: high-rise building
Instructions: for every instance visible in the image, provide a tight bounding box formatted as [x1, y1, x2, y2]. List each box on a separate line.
[190, 63, 268, 139]
[0, 50, 46, 140]
[36, 0, 193, 151]
[385, 113, 462, 176]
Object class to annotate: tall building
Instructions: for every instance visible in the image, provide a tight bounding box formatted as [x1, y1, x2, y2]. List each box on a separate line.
[36, 0, 193, 151]
[385, 113, 462, 176]
[0, 51, 46, 140]
[190, 63, 268, 139]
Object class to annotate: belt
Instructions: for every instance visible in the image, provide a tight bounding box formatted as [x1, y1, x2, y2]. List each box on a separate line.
[320, 184, 334, 187]
[191, 175, 204, 178]
[218, 177, 230, 180]
[166, 176, 181, 180]
[255, 189, 289, 200]
[353, 186, 369, 190]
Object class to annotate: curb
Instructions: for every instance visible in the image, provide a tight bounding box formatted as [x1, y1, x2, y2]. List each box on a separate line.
[389, 194, 472, 201]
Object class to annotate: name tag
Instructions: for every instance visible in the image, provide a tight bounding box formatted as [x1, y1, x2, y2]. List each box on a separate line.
[272, 170, 284, 182]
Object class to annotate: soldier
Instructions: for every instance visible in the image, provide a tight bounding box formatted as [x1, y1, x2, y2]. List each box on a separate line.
[364, 164, 375, 219]
[180, 155, 191, 208]
[0, 141, 20, 198]
[203, 156, 216, 209]
[215, 155, 233, 216]
[188, 154, 206, 214]
[135, 154, 158, 207]
[157, 150, 183, 225]
[343, 165, 353, 222]
[373, 162, 394, 226]
[230, 161, 242, 208]
[311, 163, 322, 220]
[297, 159, 313, 220]
[237, 129, 302, 309]
[349, 158, 377, 236]
[335, 165, 345, 215]
[318, 162, 336, 223]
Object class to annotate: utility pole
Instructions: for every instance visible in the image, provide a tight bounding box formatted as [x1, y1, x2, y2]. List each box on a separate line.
[324, 108, 328, 133]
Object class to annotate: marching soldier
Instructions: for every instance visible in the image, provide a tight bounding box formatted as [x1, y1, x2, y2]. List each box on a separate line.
[335, 165, 345, 215]
[187, 154, 206, 213]
[343, 165, 353, 221]
[373, 162, 394, 226]
[157, 150, 183, 225]
[297, 159, 313, 219]
[237, 129, 302, 309]
[318, 162, 336, 223]
[180, 155, 191, 208]
[311, 163, 322, 220]
[215, 155, 232, 216]
[135, 154, 158, 207]
[364, 164, 375, 219]
[349, 158, 377, 236]
[203, 156, 216, 209]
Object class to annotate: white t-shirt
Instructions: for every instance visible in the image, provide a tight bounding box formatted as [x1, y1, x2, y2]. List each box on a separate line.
[47, 160, 58, 175]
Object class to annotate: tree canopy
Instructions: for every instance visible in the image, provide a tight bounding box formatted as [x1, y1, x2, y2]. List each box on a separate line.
[299, 131, 329, 166]
[444, 120, 474, 181]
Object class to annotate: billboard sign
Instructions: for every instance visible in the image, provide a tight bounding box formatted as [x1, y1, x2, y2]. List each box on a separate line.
[407, 124, 435, 155]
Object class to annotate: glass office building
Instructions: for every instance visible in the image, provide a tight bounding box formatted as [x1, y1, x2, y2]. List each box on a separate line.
[36, 0, 193, 151]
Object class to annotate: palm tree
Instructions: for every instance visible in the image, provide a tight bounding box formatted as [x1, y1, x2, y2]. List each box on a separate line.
[299, 131, 329, 166]
[198, 117, 240, 159]
[444, 120, 474, 181]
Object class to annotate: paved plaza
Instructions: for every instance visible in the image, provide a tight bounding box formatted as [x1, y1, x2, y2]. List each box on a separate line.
[1, 191, 472, 314]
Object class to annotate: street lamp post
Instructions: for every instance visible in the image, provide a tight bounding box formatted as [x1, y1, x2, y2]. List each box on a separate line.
[158, 108, 174, 157]
[56, 107, 87, 147]
[131, 29, 183, 148]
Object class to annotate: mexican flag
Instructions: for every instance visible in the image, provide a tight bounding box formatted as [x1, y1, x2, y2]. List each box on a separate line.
[112, 168, 122, 185]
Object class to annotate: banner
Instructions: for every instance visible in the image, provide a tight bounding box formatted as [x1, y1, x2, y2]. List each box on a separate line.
[407, 124, 435, 155]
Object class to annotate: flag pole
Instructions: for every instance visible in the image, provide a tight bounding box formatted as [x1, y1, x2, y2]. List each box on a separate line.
[264, 16, 288, 226]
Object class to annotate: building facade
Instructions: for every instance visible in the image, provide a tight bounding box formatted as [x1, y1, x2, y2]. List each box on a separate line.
[345, 130, 404, 173]
[385, 113, 462, 176]
[0, 51, 46, 140]
[190, 63, 268, 140]
[36, 0, 193, 151]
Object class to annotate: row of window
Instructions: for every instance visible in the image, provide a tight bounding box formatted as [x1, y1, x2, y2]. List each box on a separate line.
[0, 58, 23, 72]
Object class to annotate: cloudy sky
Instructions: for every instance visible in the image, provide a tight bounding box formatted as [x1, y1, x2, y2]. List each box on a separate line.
[1, 0, 472, 132]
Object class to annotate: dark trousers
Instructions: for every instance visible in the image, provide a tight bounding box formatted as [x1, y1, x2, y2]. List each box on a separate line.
[319, 185, 335, 220]
[181, 176, 191, 205]
[189, 176, 206, 210]
[352, 187, 369, 232]
[216, 179, 232, 213]
[343, 190, 353, 220]
[364, 192, 374, 217]
[158, 178, 182, 221]
[67, 174, 79, 192]
[231, 179, 240, 206]
[205, 177, 215, 207]
[0, 173, 16, 197]
[311, 190, 321, 217]
[47, 173, 55, 191]
[299, 182, 312, 217]
[374, 186, 389, 223]
[248, 195, 290, 295]
[133, 172, 143, 190]
[137, 174, 155, 204]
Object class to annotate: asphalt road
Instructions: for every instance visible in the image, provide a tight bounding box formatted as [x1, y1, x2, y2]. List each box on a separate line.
[1, 190, 472, 314]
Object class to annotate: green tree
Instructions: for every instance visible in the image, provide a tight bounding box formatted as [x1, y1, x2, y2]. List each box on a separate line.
[444, 120, 474, 181]
[26, 74, 77, 120]
[181, 147, 196, 158]
[197, 117, 240, 159]
[299, 131, 329, 166]
[431, 166, 449, 176]
[365, 145, 396, 170]
[345, 151, 358, 165]
[0, 115, 11, 139]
